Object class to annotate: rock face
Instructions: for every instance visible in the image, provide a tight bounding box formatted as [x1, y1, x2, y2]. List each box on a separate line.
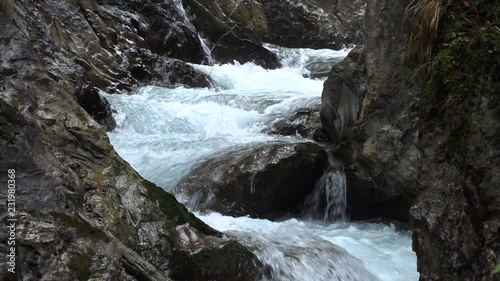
[76, 84, 117, 131]
[321, 0, 500, 280]
[255, 0, 357, 50]
[174, 143, 330, 218]
[181, 0, 281, 68]
[0, 1, 261, 280]
[315, 0, 366, 42]
[182, 0, 367, 66]
[320, 0, 418, 222]
[409, 1, 500, 280]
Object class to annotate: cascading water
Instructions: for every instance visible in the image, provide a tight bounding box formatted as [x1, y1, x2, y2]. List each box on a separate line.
[104, 45, 419, 281]
[172, 0, 214, 64]
[302, 169, 348, 222]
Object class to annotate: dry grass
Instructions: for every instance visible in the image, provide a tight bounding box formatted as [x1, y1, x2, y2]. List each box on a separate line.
[0, 0, 13, 21]
[405, 0, 448, 64]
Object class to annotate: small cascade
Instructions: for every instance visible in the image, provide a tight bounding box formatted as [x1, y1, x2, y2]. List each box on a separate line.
[302, 169, 347, 221]
[172, 0, 214, 64]
[105, 45, 419, 281]
[198, 36, 214, 65]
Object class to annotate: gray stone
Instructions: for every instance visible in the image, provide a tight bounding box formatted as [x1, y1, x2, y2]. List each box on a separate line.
[175, 142, 330, 218]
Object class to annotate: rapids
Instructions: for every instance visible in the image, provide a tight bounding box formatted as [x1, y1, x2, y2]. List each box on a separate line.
[104, 45, 418, 281]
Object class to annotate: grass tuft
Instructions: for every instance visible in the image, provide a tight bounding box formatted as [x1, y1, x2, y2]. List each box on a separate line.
[405, 0, 447, 65]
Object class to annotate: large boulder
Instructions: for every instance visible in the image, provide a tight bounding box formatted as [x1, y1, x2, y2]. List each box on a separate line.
[320, 0, 500, 280]
[255, 0, 356, 49]
[264, 107, 328, 142]
[0, 4, 260, 280]
[174, 143, 330, 218]
[320, 0, 418, 222]
[181, 0, 281, 68]
[182, 0, 367, 68]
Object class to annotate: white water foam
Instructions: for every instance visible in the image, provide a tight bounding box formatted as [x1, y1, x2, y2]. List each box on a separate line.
[104, 45, 418, 281]
[198, 213, 418, 281]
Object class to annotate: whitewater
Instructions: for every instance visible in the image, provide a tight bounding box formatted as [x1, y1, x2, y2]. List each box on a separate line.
[103, 45, 419, 281]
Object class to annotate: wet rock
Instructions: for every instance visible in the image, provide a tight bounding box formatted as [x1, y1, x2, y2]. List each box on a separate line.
[174, 142, 329, 218]
[256, 0, 351, 49]
[169, 241, 261, 281]
[211, 35, 281, 69]
[315, 0, 367, 42]
[183, 0, 367, 67]
[76, 84, 116, 131]
[412, 93, 500, 280]
[265, 107, 328, 142]
[125, 1, 205, 63]
[320, 0, 418, 222]
[154, 59, 212, 88]
[0, 6, 260, 280]
[182, 0, 281, 68]
[320, 0, 500, 279]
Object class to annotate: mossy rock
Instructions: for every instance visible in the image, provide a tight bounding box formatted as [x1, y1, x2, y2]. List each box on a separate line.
[68, 252, 93, 281]
[300, 0, 318, 10]
[143, 180, 219, 236]
[417, 0, 500, 152]
[169, 241, 261, 281]
[50, 212, 110, 242]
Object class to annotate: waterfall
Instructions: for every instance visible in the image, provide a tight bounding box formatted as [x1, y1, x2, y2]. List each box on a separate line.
[198, 36, 214, 65]
[105, 45, 419, 281]
[302, 169, 348, 221]
[172, 0, 214, 64]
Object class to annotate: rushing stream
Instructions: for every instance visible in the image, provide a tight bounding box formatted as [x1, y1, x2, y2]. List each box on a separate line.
[104, 46, 419, 281]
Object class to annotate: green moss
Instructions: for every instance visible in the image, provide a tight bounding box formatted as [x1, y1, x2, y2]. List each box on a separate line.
[28, 24, 44, 43]
[1, 32, 16, 46]
[68, 253, 92, 281]
[0, 99, 18, 122]
[300, 0, 318, 10]
[416, 0, 500, 152]
[169, 241, 258, 280]
[143, 180, 218, 236]
[126, 53, 137, 65]
[50, 212, 110, 241]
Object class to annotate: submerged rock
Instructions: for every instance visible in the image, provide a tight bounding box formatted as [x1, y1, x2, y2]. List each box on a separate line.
[174, 143, 330, 218]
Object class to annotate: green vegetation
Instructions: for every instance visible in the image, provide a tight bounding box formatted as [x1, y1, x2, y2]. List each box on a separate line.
[1, 32, 16, 46]
[300, 0, 318, 10]
[127, 53, 137, 65]
[143, 180, 218, 235]
[68, 253, 93, 281]
[491, 263, 500, 279]
[408, 0, 500, 151]
[28, 24, 44, 43]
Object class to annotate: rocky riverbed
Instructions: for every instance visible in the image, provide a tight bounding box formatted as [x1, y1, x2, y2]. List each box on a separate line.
[1, 0, 499, 280]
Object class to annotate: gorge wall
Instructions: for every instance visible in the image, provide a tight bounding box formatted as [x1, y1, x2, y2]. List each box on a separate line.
[0, 0, 369, 280]
[0, 1, 263, 280]
[320, 0, 500, 280]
